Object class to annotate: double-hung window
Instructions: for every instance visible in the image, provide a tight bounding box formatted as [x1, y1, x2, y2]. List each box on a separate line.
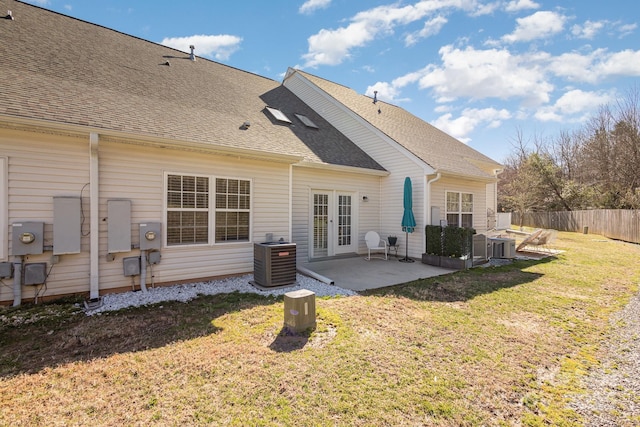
[446, 191, 473, 228]
[166, 174, 251, 246]
[214, 178, 250, 242]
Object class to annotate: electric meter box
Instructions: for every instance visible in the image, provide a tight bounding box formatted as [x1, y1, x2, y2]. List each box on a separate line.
[11, 222, 44, 256]
[139, 222, 161, 250]
[53, 196, 81, 255]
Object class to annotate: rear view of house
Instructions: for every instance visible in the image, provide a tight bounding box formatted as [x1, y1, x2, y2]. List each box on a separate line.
[1, 1, 501, 305]
[0, 1, 385, 305]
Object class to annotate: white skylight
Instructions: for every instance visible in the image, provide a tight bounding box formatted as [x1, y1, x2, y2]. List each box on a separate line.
[266, 107, 292, 124]
[295, 114, 319, 129]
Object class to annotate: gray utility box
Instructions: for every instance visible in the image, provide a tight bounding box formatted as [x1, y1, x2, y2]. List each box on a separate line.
[253, 242, 296, 287]
[139, 222, 162, 251]
[284, 289, 316, 332]
[11, 222, 44, 256]
[23, 263, 47, 285]
[123, 256, 140, 277]
[107, 199, 131, 253]
[0, 262, 13, 279]
[53, 196, 81, 255]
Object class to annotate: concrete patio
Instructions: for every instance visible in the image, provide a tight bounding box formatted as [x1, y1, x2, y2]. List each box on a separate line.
[300, 255, 455, 291]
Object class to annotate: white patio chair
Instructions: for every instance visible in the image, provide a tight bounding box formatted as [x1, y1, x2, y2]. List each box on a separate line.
[365, 231, 388, 260]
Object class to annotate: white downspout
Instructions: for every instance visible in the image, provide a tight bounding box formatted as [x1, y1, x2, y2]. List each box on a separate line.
[288, 165, 293, 242]
[12, 257, 22, 306]
[425, 172, 442, 251]
[139, 250, 148, 292]
[493, 169, 501, 229]
[89, 133, 100, 300]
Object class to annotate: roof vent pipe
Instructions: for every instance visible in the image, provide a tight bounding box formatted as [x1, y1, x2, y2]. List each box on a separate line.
[189, 45, 196, 61]
[5, 10, 14, 20]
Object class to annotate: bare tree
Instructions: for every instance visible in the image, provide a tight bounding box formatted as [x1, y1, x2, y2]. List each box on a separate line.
[499, 86, 640, 211]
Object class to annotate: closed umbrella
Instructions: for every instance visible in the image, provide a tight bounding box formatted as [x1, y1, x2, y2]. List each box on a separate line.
[400, 177, 416, 263]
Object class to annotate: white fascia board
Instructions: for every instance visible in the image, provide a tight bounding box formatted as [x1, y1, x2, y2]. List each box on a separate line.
[293, 160, 389, 177]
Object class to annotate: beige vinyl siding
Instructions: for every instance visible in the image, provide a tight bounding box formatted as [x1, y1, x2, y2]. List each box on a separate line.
[286, 74, 427, 258]
[0, 128, 90, 302]
[0, 127, 293, 303]
[97, 141, 291, 292]
[292, 166, 380, 261]
[431, 176, 489, 233]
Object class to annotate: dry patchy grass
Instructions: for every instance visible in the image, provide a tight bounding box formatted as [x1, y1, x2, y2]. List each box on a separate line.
[1, 232, 638, 426]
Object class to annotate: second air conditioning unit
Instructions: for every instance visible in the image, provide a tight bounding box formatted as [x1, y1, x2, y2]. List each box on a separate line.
[490, 238, 516, 259]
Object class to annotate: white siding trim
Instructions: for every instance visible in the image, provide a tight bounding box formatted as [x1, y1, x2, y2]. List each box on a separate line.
[0, 157, 7, 261]
[288, 164, 293, 242]
[284, 71, 435, 175]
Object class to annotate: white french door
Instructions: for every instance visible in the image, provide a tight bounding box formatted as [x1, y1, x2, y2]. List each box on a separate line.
[311, 190, 356, 258]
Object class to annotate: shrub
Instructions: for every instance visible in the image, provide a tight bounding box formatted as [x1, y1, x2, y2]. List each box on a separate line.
[442, 226, 475, 258]
[425, 225, 443, 255]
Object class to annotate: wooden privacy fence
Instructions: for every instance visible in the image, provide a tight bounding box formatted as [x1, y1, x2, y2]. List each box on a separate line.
[512, 210, 640, 245]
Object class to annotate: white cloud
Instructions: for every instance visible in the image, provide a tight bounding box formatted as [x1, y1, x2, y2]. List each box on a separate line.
[548, 48, 640, 83]
[302, 22, 374, 67]
[504, 0, 540, 13]
[617, 23, 637, 38]
[547, 50, 603, 83]
[594, 49, 640, 78]
[501, 11, 566, 43]
[64, 4, 72, 11]
[434, 105, 452, 113]
[405, 15, 448, 46]
[416, 45, 554, 107]
[534, 89, 614, 122]
[299, 0, 331, 15]
[301, 0, 485, 68]
[365, 82, 403, 103]
[432, 107, 512, 142]
[161, 35, 242, 61]
[472, 1, 502, 16]
[571, 20, 606, 39]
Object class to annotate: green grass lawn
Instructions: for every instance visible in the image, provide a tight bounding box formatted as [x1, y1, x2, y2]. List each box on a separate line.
[1, 231, 638, 426]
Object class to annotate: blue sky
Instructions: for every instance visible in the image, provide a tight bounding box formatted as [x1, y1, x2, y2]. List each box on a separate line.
[23, 0, 640, 162]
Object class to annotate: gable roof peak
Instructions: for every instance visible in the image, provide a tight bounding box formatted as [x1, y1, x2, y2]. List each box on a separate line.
[288, 68, 503, 179]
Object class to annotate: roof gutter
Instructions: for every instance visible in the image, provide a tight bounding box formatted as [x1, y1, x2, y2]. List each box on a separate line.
[294, 160, 390, 177]
[0, 115, 304, 164]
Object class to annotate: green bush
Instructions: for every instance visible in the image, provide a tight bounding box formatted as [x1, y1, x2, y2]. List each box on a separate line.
[442, 226, 475, 258]
[425, 225, 443, 255]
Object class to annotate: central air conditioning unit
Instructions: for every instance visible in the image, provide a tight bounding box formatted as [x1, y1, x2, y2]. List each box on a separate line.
[490, 238, 516, 259]
[253, 242, 297, 288]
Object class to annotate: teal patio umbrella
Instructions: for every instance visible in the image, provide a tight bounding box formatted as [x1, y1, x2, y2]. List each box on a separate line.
[400, 177, 416, 263]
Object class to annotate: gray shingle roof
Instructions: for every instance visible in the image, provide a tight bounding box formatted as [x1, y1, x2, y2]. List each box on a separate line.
[294, 70, 503, 179]
[0, 1, 385, 172]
